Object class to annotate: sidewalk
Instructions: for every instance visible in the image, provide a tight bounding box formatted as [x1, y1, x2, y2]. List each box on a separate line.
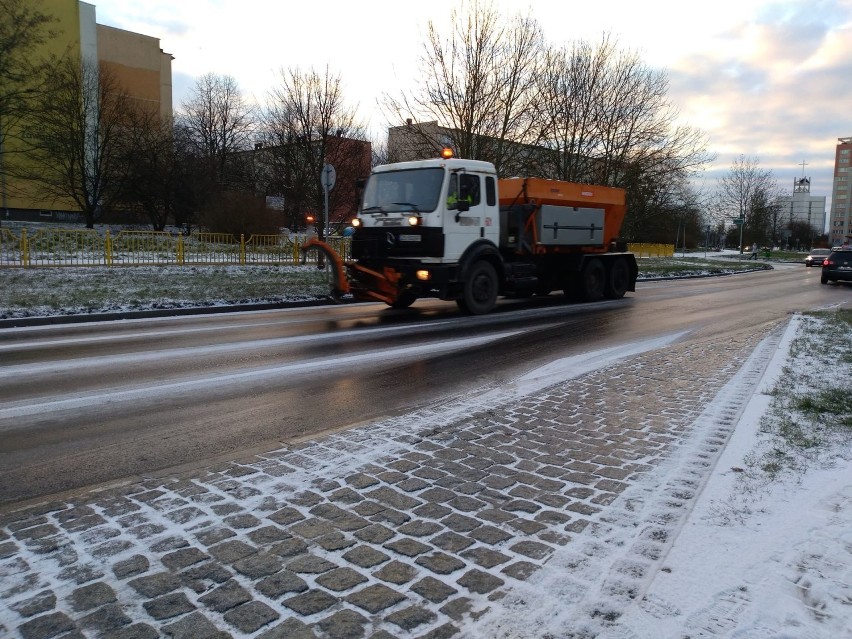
[0, 317, 844, 638]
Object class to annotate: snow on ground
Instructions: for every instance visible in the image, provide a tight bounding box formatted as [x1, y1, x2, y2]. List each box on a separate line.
[453, 314, 852, 638]
[614, 314, 852, 639]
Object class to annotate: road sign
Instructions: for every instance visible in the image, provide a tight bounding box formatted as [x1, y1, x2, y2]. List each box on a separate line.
[321, 164, 336, 241]
[321, 164, 336, 192]
[733, 217, 744, 225]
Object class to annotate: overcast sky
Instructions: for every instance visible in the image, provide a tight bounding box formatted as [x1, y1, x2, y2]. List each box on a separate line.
[90, 0, 852, 212]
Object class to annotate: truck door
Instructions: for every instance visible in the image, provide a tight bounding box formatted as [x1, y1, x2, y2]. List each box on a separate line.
[444, 172, 495, 261]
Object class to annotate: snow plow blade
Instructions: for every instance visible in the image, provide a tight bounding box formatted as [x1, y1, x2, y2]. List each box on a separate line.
[300, 238, 350, 298]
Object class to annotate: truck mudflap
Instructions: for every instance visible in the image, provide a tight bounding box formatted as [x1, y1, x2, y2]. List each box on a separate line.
[300, 238, 350, 298]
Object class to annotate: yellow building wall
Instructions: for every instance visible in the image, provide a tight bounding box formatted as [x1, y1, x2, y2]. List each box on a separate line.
[97, 24, 173, 120]
[4, 0, 93, 213]
[4, 1, 172, 217]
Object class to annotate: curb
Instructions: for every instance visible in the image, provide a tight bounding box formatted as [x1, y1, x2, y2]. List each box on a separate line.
[0, 297, 352, 329]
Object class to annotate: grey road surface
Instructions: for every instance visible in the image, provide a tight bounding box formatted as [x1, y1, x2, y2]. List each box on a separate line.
[0, 264, 840, 509]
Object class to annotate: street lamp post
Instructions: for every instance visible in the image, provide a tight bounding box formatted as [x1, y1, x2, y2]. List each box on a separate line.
[737, 205, 745, 254]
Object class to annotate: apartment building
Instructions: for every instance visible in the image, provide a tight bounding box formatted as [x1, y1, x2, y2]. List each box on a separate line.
[829, 137, 852, 247]
[2, 0, 172, 221]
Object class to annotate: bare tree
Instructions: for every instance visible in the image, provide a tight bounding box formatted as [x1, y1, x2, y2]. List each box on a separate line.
[534, 33, 713, 240]
[383, 0, 544, 175]
[386, 14, 712, 242]
[619, 162, 704, 244]
[535, 38, 608, 182]
[370, 136, 389, 168]
[551, 35, 711, 187]
[0, 0, 58, 214]
[22, 57, 131, 228]
[179, 73, 256, 192]
[749, 183, 783, 247]
[715, 155, 779, 253]
[786, 220, 819, 250]
[261, 66, 369, 235]
[117, 107, 203, 231]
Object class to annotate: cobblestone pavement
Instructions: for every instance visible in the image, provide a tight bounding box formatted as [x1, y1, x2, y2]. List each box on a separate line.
[0, 322, 783, 639]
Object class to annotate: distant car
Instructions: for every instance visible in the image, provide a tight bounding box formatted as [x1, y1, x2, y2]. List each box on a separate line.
[804, 248, 831, 267]
[821, 248, 852, 284]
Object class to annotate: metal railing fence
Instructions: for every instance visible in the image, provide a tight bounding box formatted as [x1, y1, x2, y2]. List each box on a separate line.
[1, 228, 352, 267]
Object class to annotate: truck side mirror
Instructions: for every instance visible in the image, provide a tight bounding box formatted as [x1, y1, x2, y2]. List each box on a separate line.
[454, 199, 470, 222]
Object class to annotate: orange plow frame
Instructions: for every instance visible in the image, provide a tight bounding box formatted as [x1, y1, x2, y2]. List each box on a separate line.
[300, 238, 404, 305]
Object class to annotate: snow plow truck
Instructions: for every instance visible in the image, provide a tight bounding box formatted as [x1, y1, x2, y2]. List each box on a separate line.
[304, 148, 638, 315]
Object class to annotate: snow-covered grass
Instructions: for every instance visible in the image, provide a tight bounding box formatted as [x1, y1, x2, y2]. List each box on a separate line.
[747, 310, 852, 480]
[637, 256, 772, 278]
[0, 264, 332, 318]
[0, 257, 769, 319]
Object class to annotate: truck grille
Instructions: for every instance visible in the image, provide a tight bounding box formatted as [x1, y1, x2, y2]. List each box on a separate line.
[351, 227, 444, 259]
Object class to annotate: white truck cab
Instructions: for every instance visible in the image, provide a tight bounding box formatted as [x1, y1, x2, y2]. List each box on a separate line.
[355, 156, 499, 262]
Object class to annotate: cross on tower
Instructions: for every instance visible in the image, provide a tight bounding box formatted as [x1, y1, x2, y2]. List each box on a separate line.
[799, 160, 808, 177]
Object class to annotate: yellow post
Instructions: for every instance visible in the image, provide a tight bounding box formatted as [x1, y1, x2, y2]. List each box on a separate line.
[177, 234, 184, 265]
[105, 230, 113, 266]
[240, 234, 246, 265]
[21, 228, 29, 266]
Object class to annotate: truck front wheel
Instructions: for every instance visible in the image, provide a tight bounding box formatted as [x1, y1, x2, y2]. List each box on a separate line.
[457, 261, 498, 315]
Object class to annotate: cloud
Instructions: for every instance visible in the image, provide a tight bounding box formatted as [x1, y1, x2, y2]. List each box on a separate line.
[661, 1, 852, 207]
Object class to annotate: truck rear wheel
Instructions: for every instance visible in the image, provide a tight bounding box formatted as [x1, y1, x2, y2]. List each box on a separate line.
[604, 257, 630, 299]
[578, 258, 605, 302]
[457, 260, 498, 315]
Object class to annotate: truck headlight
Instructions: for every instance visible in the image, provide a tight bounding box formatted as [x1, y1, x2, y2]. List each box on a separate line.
[416, 270, 430, 281]
[407, 216, 421, 226]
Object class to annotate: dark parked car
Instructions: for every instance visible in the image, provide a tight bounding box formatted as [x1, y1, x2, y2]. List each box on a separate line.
[821, 248, 852, 284]
[804, 248, 831, 267]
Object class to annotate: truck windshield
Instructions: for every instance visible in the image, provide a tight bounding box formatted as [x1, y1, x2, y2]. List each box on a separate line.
[361, 168, 444, 213]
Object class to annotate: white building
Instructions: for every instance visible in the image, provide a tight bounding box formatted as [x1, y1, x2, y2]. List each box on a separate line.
[775, 176, 826, 245]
